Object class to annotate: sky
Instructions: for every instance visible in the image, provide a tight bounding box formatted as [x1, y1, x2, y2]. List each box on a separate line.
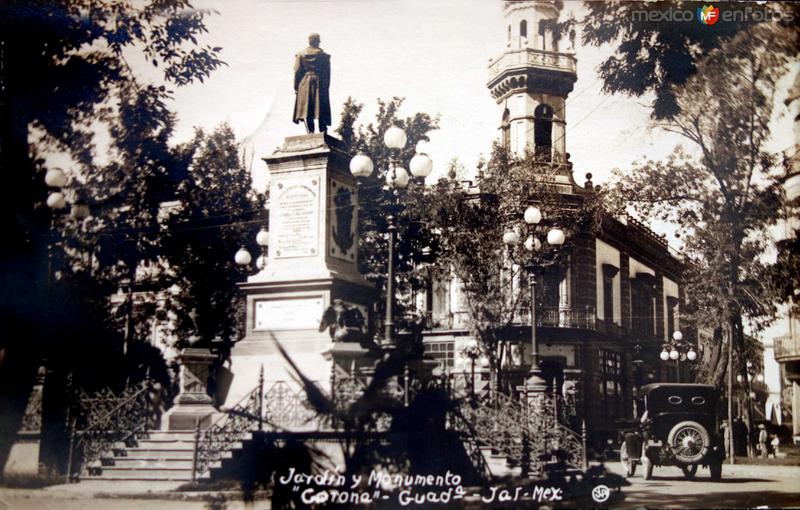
[124, 0, 796, 201]
[148, 0, 694, 190]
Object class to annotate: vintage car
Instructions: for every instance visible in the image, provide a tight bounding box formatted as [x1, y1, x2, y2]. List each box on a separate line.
[618, 383, 725, 480]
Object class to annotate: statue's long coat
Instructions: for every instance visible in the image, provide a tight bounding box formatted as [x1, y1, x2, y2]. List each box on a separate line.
[293, 47, 331, 128]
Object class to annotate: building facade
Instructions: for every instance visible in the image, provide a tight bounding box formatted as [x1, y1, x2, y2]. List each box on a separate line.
[417, 0, 685, 444]
[774, 316, 800, 441]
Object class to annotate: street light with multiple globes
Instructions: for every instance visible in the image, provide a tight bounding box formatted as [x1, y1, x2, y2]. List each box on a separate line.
[234, 227, 270, 270]
[659, 330, 697, 382]
[502, 205, 565, 387]
[348, 126, 432, 348]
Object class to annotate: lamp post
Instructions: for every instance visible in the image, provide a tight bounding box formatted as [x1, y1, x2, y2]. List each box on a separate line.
[348, 126, 433, 347]
[502, 205, 565, 390]
[659, 330, 697, 382]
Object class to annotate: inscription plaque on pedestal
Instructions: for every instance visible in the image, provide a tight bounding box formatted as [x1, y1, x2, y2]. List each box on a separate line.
[273, 178, 319, 258]
[254, 296, 324, 331]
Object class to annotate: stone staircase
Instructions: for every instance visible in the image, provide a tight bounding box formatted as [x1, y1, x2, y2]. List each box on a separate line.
[80, 430, 248, 481]
[479, 446, 522, 478]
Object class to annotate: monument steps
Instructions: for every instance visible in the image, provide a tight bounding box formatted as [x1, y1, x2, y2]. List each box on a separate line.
[80, 429, 254, 481]
[479, 446, 522, 478]
[81, 431, 199, 481]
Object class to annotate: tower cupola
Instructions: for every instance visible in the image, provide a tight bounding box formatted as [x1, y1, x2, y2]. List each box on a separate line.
[488, 0, 577, 160]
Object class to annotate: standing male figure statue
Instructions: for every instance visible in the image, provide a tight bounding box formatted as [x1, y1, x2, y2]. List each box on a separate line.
[293, 33, 331, 134]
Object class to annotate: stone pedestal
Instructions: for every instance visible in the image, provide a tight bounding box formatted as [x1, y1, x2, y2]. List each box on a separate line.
[225, 134, 376, 408]
[518, 373, 548, 411]
[326, 342, 375, 379]
[163, 348, 217, 430]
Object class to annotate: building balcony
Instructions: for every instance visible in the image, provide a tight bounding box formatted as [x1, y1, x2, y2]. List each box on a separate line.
[424, 307, 598, 332]
[514, 306, 597, 331]
[775, 334, 800, 363]
[488, 48, 577, 81]
[488, 48, 577, 100]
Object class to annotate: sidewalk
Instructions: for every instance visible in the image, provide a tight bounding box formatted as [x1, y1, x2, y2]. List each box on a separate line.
[0, 480, 262, 502]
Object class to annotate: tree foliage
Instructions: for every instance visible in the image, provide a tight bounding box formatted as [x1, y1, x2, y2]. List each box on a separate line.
[606, 22, 798, 386]
[0, 0, 225, 469]
[164, 124, 266, 352]
[334, 97, 440, 333]
[580, 1, 796, 119]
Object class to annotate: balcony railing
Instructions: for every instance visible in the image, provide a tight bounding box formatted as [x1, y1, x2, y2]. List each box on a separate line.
[424, 307, 598, 331]
[515, 306, 597, 330]
[774, 334, 800, 362]
[488, 48, 577, 80]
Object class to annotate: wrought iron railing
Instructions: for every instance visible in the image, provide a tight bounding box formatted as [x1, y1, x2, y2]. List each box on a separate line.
[448, 407, 493, 481]
[514, 306, 597, 330]
[194, 372, 264, 480]
[425, 311, 454, 330]
[539, 391, 587, 471]
[454, 387, 586, 476]
[67, 378, 154, 481]
[190, 369, 586, 481]
[264, 380, 323, 430]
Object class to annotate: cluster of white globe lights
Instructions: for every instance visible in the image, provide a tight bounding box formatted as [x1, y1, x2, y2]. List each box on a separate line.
[44, 167, 90, 220]
[660, 330, 698, 362]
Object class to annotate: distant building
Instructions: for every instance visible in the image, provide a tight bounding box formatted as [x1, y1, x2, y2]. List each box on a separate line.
[774, 316, 800, 441]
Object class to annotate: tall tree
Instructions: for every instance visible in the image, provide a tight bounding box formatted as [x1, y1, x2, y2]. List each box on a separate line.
[420, 146, 601, 393]
[334, 97, 439, 336]
[0, 0, 223, 470]
[579, 1, 796, 118]
[606, 22, 798, 387]
[164, 124, 266, 355]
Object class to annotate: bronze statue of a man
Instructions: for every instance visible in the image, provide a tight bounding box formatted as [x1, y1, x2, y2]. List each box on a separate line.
[293, 33, 331, 134]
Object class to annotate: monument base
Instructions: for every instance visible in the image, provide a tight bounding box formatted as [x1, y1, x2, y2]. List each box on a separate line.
[162, 404, 217, 431]
[325, 341, 376, 377]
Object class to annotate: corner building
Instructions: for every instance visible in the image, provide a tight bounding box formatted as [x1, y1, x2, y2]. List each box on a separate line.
[418, 0, 685, 446]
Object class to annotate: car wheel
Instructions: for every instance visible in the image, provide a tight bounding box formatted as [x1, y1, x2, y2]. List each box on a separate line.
[709, 462, 722, 481]
[667, 420, 710, 464]
[620, 443, 636, 477]
[642, 455, 654, 480]
[680, 464, 698, 480]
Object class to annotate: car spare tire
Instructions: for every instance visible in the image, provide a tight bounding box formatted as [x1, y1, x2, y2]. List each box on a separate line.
[667, 420, 710, 464]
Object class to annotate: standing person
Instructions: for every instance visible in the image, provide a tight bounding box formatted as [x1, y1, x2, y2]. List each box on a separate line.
[758, 424, 768, 458]
[293, 33, 331, 134]
[721, 420, 731, 458]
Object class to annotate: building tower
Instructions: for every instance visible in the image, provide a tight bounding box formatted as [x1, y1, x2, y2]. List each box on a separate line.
[488, 0, 577, 160]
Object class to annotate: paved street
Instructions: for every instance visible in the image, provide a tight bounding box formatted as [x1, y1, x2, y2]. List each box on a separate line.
[1, 464, 799, 509]
[606, 462, 800, 508]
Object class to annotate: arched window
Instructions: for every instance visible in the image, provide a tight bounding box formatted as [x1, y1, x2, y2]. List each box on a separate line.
[534, 103, 553, 160]
[501, 108, 510, 149]
[507, 25, 511, 42]
[520, 20, 527, 38]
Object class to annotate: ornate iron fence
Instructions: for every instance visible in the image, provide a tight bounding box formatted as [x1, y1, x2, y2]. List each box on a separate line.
[191, 368, 585, 481]
[264, 380, 322, 430]
[453, 387, 587, 476]
[67, 378, 154, 480]
[194, 377, 263, 480]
